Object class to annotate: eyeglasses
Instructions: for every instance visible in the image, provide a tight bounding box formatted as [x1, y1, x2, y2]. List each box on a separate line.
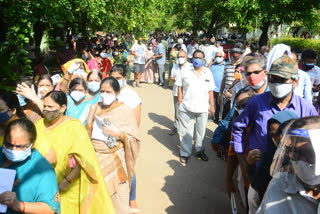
[3, 141, 31, 149]
[194, 57, 203, 60]
[245, 70, 263, 77]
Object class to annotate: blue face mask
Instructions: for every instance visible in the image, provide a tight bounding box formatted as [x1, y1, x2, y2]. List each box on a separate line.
[88, 81, 101, 93]
[2, 144, 32, 162]
[0, 110, 13, 125]
[193, 58, 203, 68]
[118, 80, 124, 88]
[17, 94, 27, 107]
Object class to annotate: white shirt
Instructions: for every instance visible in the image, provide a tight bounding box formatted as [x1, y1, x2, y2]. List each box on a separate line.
[294, 69, 312, 103]
[204, 45, 217, 66]
[187, 44, 197, 59]
[171, 63, 193, 96]
[175, 66, 215, 113]
[117, 86, 142, 110]
[306, 65, 320, 97]
[131, 43, 147, 64]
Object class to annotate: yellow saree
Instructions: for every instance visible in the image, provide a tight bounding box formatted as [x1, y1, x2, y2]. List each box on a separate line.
[34, 118, 115, 214]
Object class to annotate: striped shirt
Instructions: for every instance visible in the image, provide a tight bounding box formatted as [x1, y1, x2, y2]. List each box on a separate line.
[223, 61, 236, 89]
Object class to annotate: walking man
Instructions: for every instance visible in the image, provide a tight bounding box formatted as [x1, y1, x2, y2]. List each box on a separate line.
[175, 50, 215, 164]
[152, 38, 166, 86]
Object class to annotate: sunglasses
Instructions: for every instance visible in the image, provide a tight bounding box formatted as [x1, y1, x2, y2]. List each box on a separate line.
[245, 70, 263, 77]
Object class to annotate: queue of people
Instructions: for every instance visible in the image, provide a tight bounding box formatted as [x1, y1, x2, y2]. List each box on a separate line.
[1, 31, 320, 214]
[166, 33, 320, 213]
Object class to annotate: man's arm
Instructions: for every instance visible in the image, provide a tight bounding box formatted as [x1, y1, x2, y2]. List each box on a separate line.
[209, 91, 215, 116]
[178, 87, 183, 104]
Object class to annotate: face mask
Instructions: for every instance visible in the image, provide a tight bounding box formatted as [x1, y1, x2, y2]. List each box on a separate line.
[246, 72, 265, 88]
[43, 110, 61, 121]
[215, 57, 223, 64]
[100, 53, 107, 58]
[251, 80, 265, 90]
[82, 54, 88, 60]
[88, 81, 100, 93]
[222, 41, 226, 45]
[0, 110, 13, 125]
[193, 58, 203, 68]
[148, 47, 152, 50]
[2, 145, 32, 162]
[303, 63, 315, 71]
[178, 57, 186, 65]
[100, 93, 116, 106]
[269, 82, 293, 99]
[37, 87, 46, 98]
[117, 80, 124, 88]
[17, 94, 27, 107]
[291, 160, 320, 186]
[70, 91, 86, 102]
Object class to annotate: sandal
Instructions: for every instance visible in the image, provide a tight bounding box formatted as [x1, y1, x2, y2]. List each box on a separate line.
[131, 208, 139, 214]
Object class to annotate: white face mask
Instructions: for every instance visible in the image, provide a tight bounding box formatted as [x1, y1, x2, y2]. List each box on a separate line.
[37, 87, 46, 98]
[99, 93, 116, 106]
[291, 160, 320, 186]
[269, 82, 293, 99]
[178, 57, 186, 65]
[70, 91, 86, 102]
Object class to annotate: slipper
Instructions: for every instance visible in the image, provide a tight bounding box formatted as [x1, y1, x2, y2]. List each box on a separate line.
[131, 208, 139, 213]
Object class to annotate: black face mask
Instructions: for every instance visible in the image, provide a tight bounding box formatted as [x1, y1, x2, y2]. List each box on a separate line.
[303, 63, 315, 71]
[43, 110, 60, 121]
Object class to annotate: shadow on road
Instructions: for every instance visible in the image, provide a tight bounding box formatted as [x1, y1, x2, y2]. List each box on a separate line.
[161, 158, 231, 214]
[148, 112, 174, 128]
[148, 126, 180, 157]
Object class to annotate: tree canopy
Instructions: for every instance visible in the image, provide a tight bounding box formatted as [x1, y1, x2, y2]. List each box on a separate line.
[0, 0, 319, 89]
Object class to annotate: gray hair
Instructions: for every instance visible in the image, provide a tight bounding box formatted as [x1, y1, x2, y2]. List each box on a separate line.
[178, 50, 187, 56]
[243, 57, 266, 72]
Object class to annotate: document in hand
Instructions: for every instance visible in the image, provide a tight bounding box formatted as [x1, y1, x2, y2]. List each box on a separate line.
[0, 168, 16, 213]
[92, 115, 110, 142]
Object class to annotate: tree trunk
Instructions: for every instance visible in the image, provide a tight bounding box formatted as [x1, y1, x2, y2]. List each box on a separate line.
[34, 21, 45, 59]
[206, 10, 216, 38]
[259, 22, 271, 47]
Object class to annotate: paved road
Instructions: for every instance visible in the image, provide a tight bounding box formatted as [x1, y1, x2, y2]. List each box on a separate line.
[131, 78, 231, 214]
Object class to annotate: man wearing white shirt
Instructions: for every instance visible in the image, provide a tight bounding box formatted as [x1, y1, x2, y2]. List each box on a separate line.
[131, 38, 147, 87]
[187, 39, 198, 62]
[175, 50, 215, 164]
[169, 50, 192, 136]
[204, 37, 217, 66]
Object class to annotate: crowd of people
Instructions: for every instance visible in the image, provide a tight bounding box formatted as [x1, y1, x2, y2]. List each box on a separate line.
[0, 31, 320, 214]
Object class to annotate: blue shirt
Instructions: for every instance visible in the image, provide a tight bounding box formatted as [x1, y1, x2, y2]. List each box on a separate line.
[232, 92, 317, 164]
[210, 62, 225, 92]
[155, 43, 166, 65]
[0, 149, 60, 214]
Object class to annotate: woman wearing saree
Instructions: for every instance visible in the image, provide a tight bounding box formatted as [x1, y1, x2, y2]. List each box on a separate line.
[34, 91, 115, 214]
[141, 43, 155, 84]
[66, 77, 94, 125]
[0, 119, 60, 214]
[86, 70, 102, 104]
[86, 77, 140, 214]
